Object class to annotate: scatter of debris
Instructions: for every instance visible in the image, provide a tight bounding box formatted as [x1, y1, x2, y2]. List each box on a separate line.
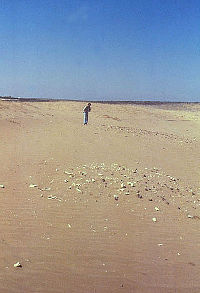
[34, 162, 199, 220]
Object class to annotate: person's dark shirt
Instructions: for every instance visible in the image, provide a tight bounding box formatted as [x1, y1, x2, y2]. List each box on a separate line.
[83, 105, 91, 113]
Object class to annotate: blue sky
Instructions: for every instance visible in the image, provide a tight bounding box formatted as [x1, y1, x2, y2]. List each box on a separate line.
[0, 0, 200, 101]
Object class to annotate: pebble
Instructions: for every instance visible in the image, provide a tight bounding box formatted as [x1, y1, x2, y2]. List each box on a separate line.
[114, 195, 119, 201]
[127, 182, 134, 186]
[14, 262, 22, 268]
[29, 184, 37, 188]
[0, 184, 5, 188]
[64, 171, 73, 175]
[155, 207, 159, 211]
[152, 217, 157, 222]
[41, 187, 51, 191]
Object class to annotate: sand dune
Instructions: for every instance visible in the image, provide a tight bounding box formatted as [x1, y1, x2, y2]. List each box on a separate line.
[0, 100, 199, 293]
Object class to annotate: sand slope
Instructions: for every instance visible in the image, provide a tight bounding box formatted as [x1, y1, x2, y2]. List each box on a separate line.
[0, 101, 199, 293]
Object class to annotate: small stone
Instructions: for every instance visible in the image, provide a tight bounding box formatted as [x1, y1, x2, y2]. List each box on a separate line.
[0, 184, 5, 188]
[48, 196, 57, 199]
[64, 171, 73, 175]
[29, 184, 37, 188]
[152, 217, 157, 222]
[155, 207, 159, 211]
[42, 187, 51, 191]
[81, 172, 87, 176]
[14, 262, 22, 268]
[68, 224, 71, 228]
[127, 182, 135, 187]
[187, 215, 193, 218]
[114, 195, 119, 201]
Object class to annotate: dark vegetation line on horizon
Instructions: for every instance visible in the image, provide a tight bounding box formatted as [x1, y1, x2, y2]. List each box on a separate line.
[0, 96, 199, 104]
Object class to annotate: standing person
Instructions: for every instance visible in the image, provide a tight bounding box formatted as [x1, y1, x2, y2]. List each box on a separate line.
[83, 103, 91, 125]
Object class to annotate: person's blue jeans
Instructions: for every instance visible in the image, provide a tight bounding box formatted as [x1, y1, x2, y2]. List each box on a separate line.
[84, 112, 88, 124]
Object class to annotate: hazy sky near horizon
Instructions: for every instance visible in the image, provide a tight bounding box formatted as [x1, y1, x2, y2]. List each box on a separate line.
[1, 0, 200, 101]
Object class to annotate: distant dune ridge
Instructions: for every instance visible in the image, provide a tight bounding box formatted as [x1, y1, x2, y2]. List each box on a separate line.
[0, 99, 199, 292]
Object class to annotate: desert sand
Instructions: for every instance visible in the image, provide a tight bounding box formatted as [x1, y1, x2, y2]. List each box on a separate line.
[0, 100, 200, 293]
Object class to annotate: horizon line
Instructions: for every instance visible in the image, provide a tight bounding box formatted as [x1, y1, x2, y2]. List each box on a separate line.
[0, 96, 199, 104]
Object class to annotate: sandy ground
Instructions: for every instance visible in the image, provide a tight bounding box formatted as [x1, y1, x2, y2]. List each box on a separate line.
[0, 100, 200, 293]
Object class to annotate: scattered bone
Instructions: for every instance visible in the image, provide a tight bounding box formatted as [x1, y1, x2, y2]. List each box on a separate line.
[33, 162, 199, 222]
